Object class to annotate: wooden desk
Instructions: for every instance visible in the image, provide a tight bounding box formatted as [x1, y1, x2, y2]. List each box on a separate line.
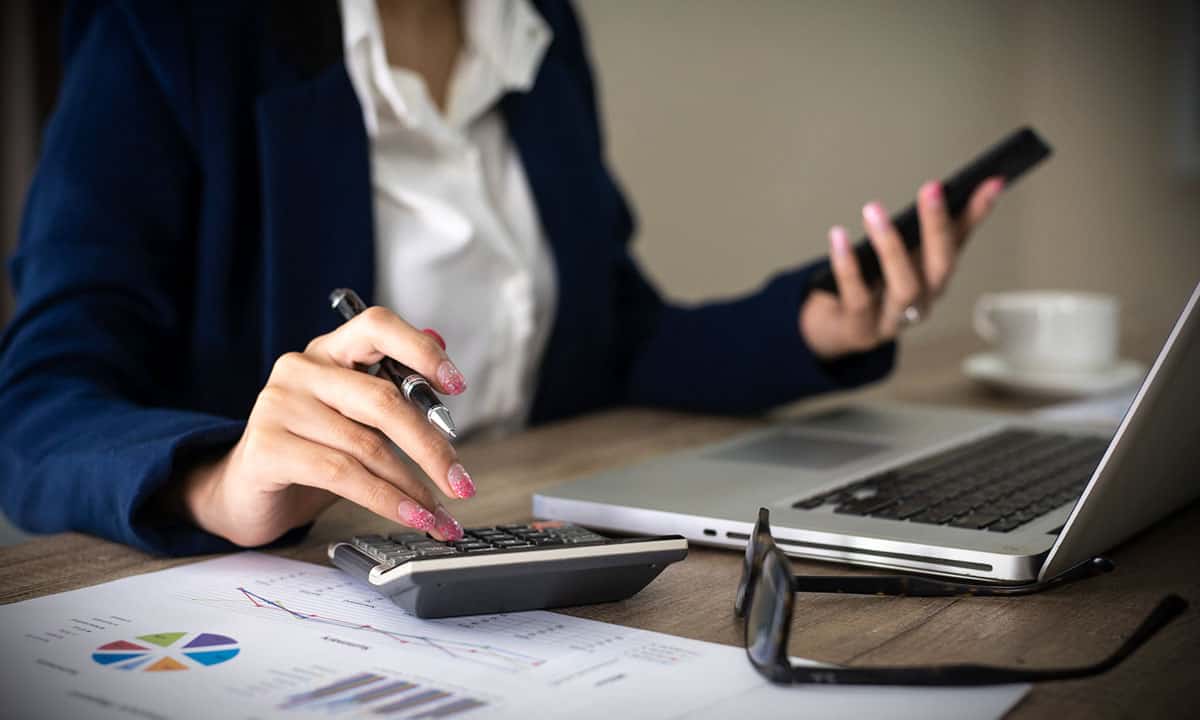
[2, 336, 1196, 718]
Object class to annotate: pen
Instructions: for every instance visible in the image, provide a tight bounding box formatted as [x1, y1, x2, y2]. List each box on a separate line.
[329, 288, 458, 439]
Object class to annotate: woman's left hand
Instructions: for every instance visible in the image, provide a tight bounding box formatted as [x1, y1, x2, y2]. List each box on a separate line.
[800, 177, 1005, 360]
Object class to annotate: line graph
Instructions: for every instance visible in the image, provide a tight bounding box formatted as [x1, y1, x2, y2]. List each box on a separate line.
[172, 556, 638, 682]
[236, 587, 547, 673]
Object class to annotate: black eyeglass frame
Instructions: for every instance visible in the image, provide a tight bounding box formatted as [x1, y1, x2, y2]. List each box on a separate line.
[736, 507, 1187, 686]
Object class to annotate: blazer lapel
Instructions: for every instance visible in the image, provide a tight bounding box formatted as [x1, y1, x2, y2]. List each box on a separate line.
[255, 2, 375, 360]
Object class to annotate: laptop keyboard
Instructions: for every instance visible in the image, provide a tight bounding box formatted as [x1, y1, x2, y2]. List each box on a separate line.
[792, 429, 1108, 533]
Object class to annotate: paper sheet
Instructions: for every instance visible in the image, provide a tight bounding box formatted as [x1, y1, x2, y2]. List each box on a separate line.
[0, 553, 1028, 719]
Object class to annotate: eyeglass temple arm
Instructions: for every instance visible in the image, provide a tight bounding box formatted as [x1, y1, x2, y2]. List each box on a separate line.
[789, 557, 1114, 597]
[787, 594, 1186, 686]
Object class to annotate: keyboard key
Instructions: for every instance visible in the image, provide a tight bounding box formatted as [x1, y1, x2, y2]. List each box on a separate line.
[988, 516, 1025, 533]
[948, 512, 1002, 529]
[795, 495, 828, 509]
[493, 539, 532, 548]
[792, 429, 1105, 530]
[890, 502, 931, 519]
[833, 497, 896, 516]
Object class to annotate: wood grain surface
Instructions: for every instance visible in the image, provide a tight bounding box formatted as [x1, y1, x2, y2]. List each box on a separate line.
[2, 334, 1196, 718]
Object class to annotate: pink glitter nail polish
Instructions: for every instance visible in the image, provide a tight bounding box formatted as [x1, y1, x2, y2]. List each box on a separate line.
[437, 361, 467, 395]
[434, 505, 464, 541]
[398, 502, 436, 532]
[448, 463, 476, 499]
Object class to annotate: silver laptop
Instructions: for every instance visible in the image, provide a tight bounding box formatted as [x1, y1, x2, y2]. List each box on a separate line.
[534, 281, 1200, 584]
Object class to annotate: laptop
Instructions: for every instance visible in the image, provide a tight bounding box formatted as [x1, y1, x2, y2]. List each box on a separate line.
[534, 281, 1200, 584]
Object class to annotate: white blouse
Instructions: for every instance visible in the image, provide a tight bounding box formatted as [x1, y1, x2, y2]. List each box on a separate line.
[339, 0, 558, 437]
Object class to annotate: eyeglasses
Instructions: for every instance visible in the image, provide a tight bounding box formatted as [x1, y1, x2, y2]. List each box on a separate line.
[735, 507, 1187, 686]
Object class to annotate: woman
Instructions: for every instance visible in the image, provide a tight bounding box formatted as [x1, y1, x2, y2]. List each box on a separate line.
[0, 0, 1002, 554]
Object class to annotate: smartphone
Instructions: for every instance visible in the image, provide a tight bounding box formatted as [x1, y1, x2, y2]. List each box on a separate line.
[807, 126, 1052, 295]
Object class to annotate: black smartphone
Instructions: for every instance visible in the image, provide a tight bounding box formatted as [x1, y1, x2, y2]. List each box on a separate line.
[807, 126, 1052, 295]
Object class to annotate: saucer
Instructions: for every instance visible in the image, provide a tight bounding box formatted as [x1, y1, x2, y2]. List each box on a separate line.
[962, 353, 1147, 400]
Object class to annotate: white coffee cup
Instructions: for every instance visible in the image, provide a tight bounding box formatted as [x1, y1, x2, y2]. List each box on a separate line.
[974, 291, 1119, 373]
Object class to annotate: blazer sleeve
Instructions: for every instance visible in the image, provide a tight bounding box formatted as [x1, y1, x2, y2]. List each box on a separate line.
[0, 6, 246, 555]
[551, 2, 896, 414]
[617, 258, 896, 414]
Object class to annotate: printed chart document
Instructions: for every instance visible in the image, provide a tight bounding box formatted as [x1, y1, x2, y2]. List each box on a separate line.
[0, 553, 1028, 719]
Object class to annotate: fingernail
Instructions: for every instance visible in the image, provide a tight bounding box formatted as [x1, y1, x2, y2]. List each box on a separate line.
[988, 177, 1006, 194]
[398, 501, 436, 532]
[434, 505, 464, 541]
[447, 463, 475, 499]
[920, 181, 943, 208]
[422, 328, 447, 350]
[830, 226, 849, 257]
[863, 201, 887, 227]
[437, 360, 467, 395]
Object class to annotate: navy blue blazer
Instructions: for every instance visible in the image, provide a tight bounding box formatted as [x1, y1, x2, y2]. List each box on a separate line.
[0, 1, 893, 555]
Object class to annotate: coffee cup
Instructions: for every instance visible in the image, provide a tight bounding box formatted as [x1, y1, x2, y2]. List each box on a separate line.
[974, 291, 1119, 373]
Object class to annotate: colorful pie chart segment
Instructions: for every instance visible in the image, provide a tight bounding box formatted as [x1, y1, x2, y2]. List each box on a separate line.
[185, 648, 241, 666]
[184, 633, 236, 648]
[137, 632, 187, 648]
[91, 632, 239, 671]
[146, 657, 189, 672]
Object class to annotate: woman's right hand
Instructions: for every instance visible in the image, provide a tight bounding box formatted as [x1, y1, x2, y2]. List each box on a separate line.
[178, 306, 473, 547]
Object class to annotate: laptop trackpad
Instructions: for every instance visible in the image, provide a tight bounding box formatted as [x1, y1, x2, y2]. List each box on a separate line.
[708, 431, 888, 470]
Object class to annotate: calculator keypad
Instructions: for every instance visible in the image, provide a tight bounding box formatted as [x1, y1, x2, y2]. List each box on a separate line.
[350, 522, 608, 570]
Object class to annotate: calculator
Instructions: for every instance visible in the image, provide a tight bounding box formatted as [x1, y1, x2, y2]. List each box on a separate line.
[328, 521, 688, 618]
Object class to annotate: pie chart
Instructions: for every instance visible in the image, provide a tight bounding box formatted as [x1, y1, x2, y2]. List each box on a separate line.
[91, 632, 240, 672]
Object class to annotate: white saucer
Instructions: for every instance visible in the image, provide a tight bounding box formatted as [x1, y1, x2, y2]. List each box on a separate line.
[962, 353, 1147, 400]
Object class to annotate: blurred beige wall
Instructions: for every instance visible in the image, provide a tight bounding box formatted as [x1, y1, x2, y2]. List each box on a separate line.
[1016, 1, 1200, 349]
[578, 0, 1199, 352]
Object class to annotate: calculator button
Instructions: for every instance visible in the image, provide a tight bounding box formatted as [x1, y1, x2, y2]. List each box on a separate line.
[381, 550, 418, 564]
[389, 532, 430, 543]
[464, 546, 503, 553]
[454, 542, 491, 552]
[414, 546, 458, 558]
[493, 539, 532, 548]
[406, 541, 446, 550]
[352, 535, 387, 549]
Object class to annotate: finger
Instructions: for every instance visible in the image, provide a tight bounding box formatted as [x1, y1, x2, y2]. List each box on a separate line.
[959, 176, 1005, 237]
[266, 389, 445, 517]
[863, 201, 923, 335]
[827, 226, 877, 346]
[916, 180, 956, 295]
[273, 431, 464, 541]
[421, 328, 447, 350]
[270, 353, 474, 500]
[308, 306, 466, 395]
[828, 226, 872, 314]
